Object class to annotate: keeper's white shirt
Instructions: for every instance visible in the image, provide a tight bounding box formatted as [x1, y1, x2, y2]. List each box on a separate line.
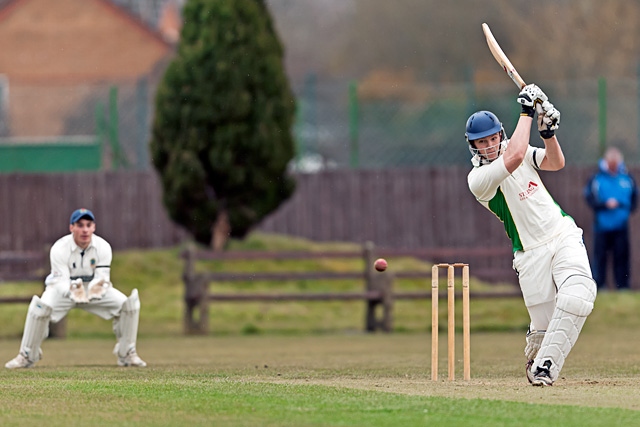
[42, 233, 126, 322]
[467, 144, 576, 252]
[47, 233, 112, 285]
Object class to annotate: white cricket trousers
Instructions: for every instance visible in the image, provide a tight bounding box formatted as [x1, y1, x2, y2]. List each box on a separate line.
[512, 224, 593, 331]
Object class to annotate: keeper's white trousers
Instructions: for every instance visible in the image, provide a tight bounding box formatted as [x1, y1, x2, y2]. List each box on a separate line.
[512, 225, 594, 331]
[40, 281, 128, 323]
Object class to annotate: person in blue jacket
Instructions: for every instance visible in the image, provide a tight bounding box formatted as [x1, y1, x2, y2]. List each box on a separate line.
[584, 147, 638, 290]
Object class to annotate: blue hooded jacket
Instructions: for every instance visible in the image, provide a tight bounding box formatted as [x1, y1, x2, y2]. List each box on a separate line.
[584, 158, 637, 232]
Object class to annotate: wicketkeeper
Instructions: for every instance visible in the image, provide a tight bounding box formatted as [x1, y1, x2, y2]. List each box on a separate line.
[464, 84, 596, 386]
[5, 208, 146, 369]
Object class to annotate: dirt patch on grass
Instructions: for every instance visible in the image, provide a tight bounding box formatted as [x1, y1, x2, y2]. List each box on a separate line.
[264, 376, 640, 411]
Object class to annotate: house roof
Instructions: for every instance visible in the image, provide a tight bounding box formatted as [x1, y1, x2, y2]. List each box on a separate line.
[110, 0, 183, 32]
[0, 0, 174, 83]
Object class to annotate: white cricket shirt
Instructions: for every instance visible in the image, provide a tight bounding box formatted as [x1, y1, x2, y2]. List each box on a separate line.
[467, 144, 574, 252]
[48, 233, 112, 284]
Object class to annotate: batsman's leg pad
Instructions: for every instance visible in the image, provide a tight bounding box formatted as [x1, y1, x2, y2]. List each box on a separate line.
[533, 275, 596, 381]
[21, 296, 53, 363]
[113, 289, 140, 358]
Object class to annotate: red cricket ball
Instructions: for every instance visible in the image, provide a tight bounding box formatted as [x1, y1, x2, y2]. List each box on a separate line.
[374, 258, 388, 272]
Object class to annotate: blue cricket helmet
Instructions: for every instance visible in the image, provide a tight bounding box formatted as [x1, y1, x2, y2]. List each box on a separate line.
[465, 111, 503, 142]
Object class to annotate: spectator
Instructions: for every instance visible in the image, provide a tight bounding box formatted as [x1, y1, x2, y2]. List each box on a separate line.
[584, 147, 638, 290]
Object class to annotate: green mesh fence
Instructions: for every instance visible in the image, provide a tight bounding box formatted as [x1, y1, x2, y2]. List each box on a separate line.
[291, 77, 640, 170]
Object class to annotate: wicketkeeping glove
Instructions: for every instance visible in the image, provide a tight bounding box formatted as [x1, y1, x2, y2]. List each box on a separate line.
[517, 84, 548, 117]
[87, 278, 111, 301]
[536, 101, 560, 139]
[69, 278, 89, 303]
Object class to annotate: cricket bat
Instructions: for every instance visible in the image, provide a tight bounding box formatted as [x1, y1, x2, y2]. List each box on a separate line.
[482, 23, 526, 89]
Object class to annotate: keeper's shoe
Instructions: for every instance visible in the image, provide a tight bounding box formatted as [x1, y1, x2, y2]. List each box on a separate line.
[117, 348, 147, 367]
[5, 352, 36, 369]
[530, 360, 554, 387]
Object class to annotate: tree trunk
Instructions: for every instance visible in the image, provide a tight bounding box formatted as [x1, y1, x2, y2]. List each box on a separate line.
[211, 209, 230, 252]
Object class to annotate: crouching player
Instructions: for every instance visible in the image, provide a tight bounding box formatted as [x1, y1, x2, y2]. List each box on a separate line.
[5, 208, 146, 369]
[464, 84, 596, 386]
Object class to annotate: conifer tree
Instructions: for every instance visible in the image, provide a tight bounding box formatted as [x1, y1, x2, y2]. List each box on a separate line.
[150, 0, 296, 249]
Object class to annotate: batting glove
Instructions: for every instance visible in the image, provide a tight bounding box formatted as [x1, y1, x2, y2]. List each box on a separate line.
[536, 101, 560, 139]
[524, 329, 546, 360]
[517, 84, 548, 117]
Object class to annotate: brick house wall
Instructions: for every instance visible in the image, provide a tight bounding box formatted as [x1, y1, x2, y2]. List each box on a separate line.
[0, 0, 174, 137]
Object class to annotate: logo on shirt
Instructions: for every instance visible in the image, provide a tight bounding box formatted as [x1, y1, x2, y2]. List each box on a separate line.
[519, 181, 539, 201]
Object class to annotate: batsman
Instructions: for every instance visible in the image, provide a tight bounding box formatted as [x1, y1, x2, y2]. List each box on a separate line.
[465, 84, 596, 386]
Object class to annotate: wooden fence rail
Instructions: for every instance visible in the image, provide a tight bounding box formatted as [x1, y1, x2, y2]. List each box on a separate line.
[0, 250, 47, 304]
[181, 242, 394, 334]
[0, 250, 67, 337]
[181, 242, 521, 334]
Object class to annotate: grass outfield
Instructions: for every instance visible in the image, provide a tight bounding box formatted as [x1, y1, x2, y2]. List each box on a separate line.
[0, 233, 639, 425]
[0, 332, 639, 426]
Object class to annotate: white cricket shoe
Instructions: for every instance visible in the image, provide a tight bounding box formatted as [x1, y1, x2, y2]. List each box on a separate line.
[5, 353, 35, 369]
[117, 349, 147, 367]
[530, 360, 554, 387]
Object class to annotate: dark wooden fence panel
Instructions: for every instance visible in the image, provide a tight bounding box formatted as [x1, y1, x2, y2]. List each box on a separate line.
[261, 167, 514, 250]
[260, 166, 640, 289]
[1, 166, 638, 287]
[0, 172, 187, 251]
[258, 167, 517, 284]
